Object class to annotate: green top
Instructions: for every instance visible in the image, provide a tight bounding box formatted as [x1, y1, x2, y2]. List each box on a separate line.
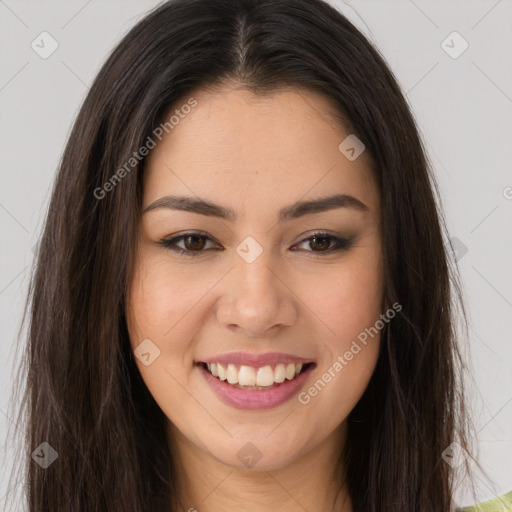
[459, 490, 512, 511]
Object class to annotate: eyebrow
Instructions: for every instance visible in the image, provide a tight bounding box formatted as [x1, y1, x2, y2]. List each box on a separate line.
[143, 193, 369, 222]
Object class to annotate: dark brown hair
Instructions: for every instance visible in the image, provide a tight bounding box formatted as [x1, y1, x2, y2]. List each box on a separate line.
[6, 0, 480, 510]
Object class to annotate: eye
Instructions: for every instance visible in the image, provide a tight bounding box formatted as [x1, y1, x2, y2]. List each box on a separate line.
[291, 231, 354, 255]
[157, 230, 354, 257]
[157, 231, 222, 257]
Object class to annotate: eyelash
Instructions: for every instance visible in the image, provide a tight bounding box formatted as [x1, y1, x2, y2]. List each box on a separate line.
[157, 231, 354, 258]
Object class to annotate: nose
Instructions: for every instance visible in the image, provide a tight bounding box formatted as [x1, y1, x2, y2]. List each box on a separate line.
[215, 251, 298, 338]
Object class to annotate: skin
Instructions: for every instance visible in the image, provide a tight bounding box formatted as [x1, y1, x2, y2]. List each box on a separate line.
[126, 83, 384, 512]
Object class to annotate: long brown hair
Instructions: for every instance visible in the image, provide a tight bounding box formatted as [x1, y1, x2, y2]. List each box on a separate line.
[6, 0, 480, 510]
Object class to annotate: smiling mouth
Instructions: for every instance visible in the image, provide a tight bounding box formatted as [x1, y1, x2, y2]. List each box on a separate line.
[197, 361, 315, 390]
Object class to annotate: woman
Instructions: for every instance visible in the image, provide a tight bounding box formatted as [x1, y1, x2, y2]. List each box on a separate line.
[6, 0, 504, 510]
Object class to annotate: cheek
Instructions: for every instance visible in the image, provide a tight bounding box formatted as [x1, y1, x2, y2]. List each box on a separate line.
[297, 246, 384, 355]
[294, 248, 383, 415]
[330, 267, 383, 344]
[125, 257, 198, 398]
[126, 259, 202, 423]
[126, 255, 207, 347]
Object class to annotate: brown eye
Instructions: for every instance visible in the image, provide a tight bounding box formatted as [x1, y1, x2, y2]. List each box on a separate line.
[183, 235, 207, 251]
[157, 231, 221, 256]
[308, 235, 331, 251]
[292, 232, 354, 254]
[158, 231, 353, 257]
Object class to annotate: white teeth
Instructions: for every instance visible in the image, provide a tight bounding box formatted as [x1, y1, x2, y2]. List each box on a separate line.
[217, 363, 227, 381]
[256, 365, 274, 387]
[238, 365, 256, 386]
[274, 364, 286, 383]
[204, 361, 307, 386]
[226, 364, 238, 384]
[285, 363, 296, 380]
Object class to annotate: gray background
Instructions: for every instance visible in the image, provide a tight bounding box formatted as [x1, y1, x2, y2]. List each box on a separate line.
[1, 0, 511, 509]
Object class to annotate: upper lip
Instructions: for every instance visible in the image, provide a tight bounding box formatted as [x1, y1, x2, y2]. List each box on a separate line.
[198, 352, 315, 367]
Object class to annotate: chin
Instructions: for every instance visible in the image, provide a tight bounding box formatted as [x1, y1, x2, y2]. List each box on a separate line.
[204, 432, 306, 471]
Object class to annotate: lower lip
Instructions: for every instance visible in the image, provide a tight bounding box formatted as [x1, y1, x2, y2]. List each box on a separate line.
[198, 363, 315, 410]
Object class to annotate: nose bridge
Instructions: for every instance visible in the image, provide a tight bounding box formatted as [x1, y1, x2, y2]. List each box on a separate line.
[237, 251, 277, 300]
[216, 241, 297, 336]
[234, 247, 282, 316]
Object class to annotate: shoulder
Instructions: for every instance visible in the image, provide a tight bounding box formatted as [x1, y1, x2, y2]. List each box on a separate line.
[457, 490, 512, 511]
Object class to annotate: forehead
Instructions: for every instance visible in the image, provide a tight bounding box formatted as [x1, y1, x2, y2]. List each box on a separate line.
[143, 85, 378, 217]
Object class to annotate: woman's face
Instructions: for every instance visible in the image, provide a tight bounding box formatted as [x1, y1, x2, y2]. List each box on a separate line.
[127, 84, 384, 471]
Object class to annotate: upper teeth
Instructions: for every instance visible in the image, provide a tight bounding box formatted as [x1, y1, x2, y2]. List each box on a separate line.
[206, 363, 304, 386]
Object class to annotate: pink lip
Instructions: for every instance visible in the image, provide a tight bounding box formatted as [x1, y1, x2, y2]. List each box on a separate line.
[198, 362, 316, 411]
[199, 351, 314, 367]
